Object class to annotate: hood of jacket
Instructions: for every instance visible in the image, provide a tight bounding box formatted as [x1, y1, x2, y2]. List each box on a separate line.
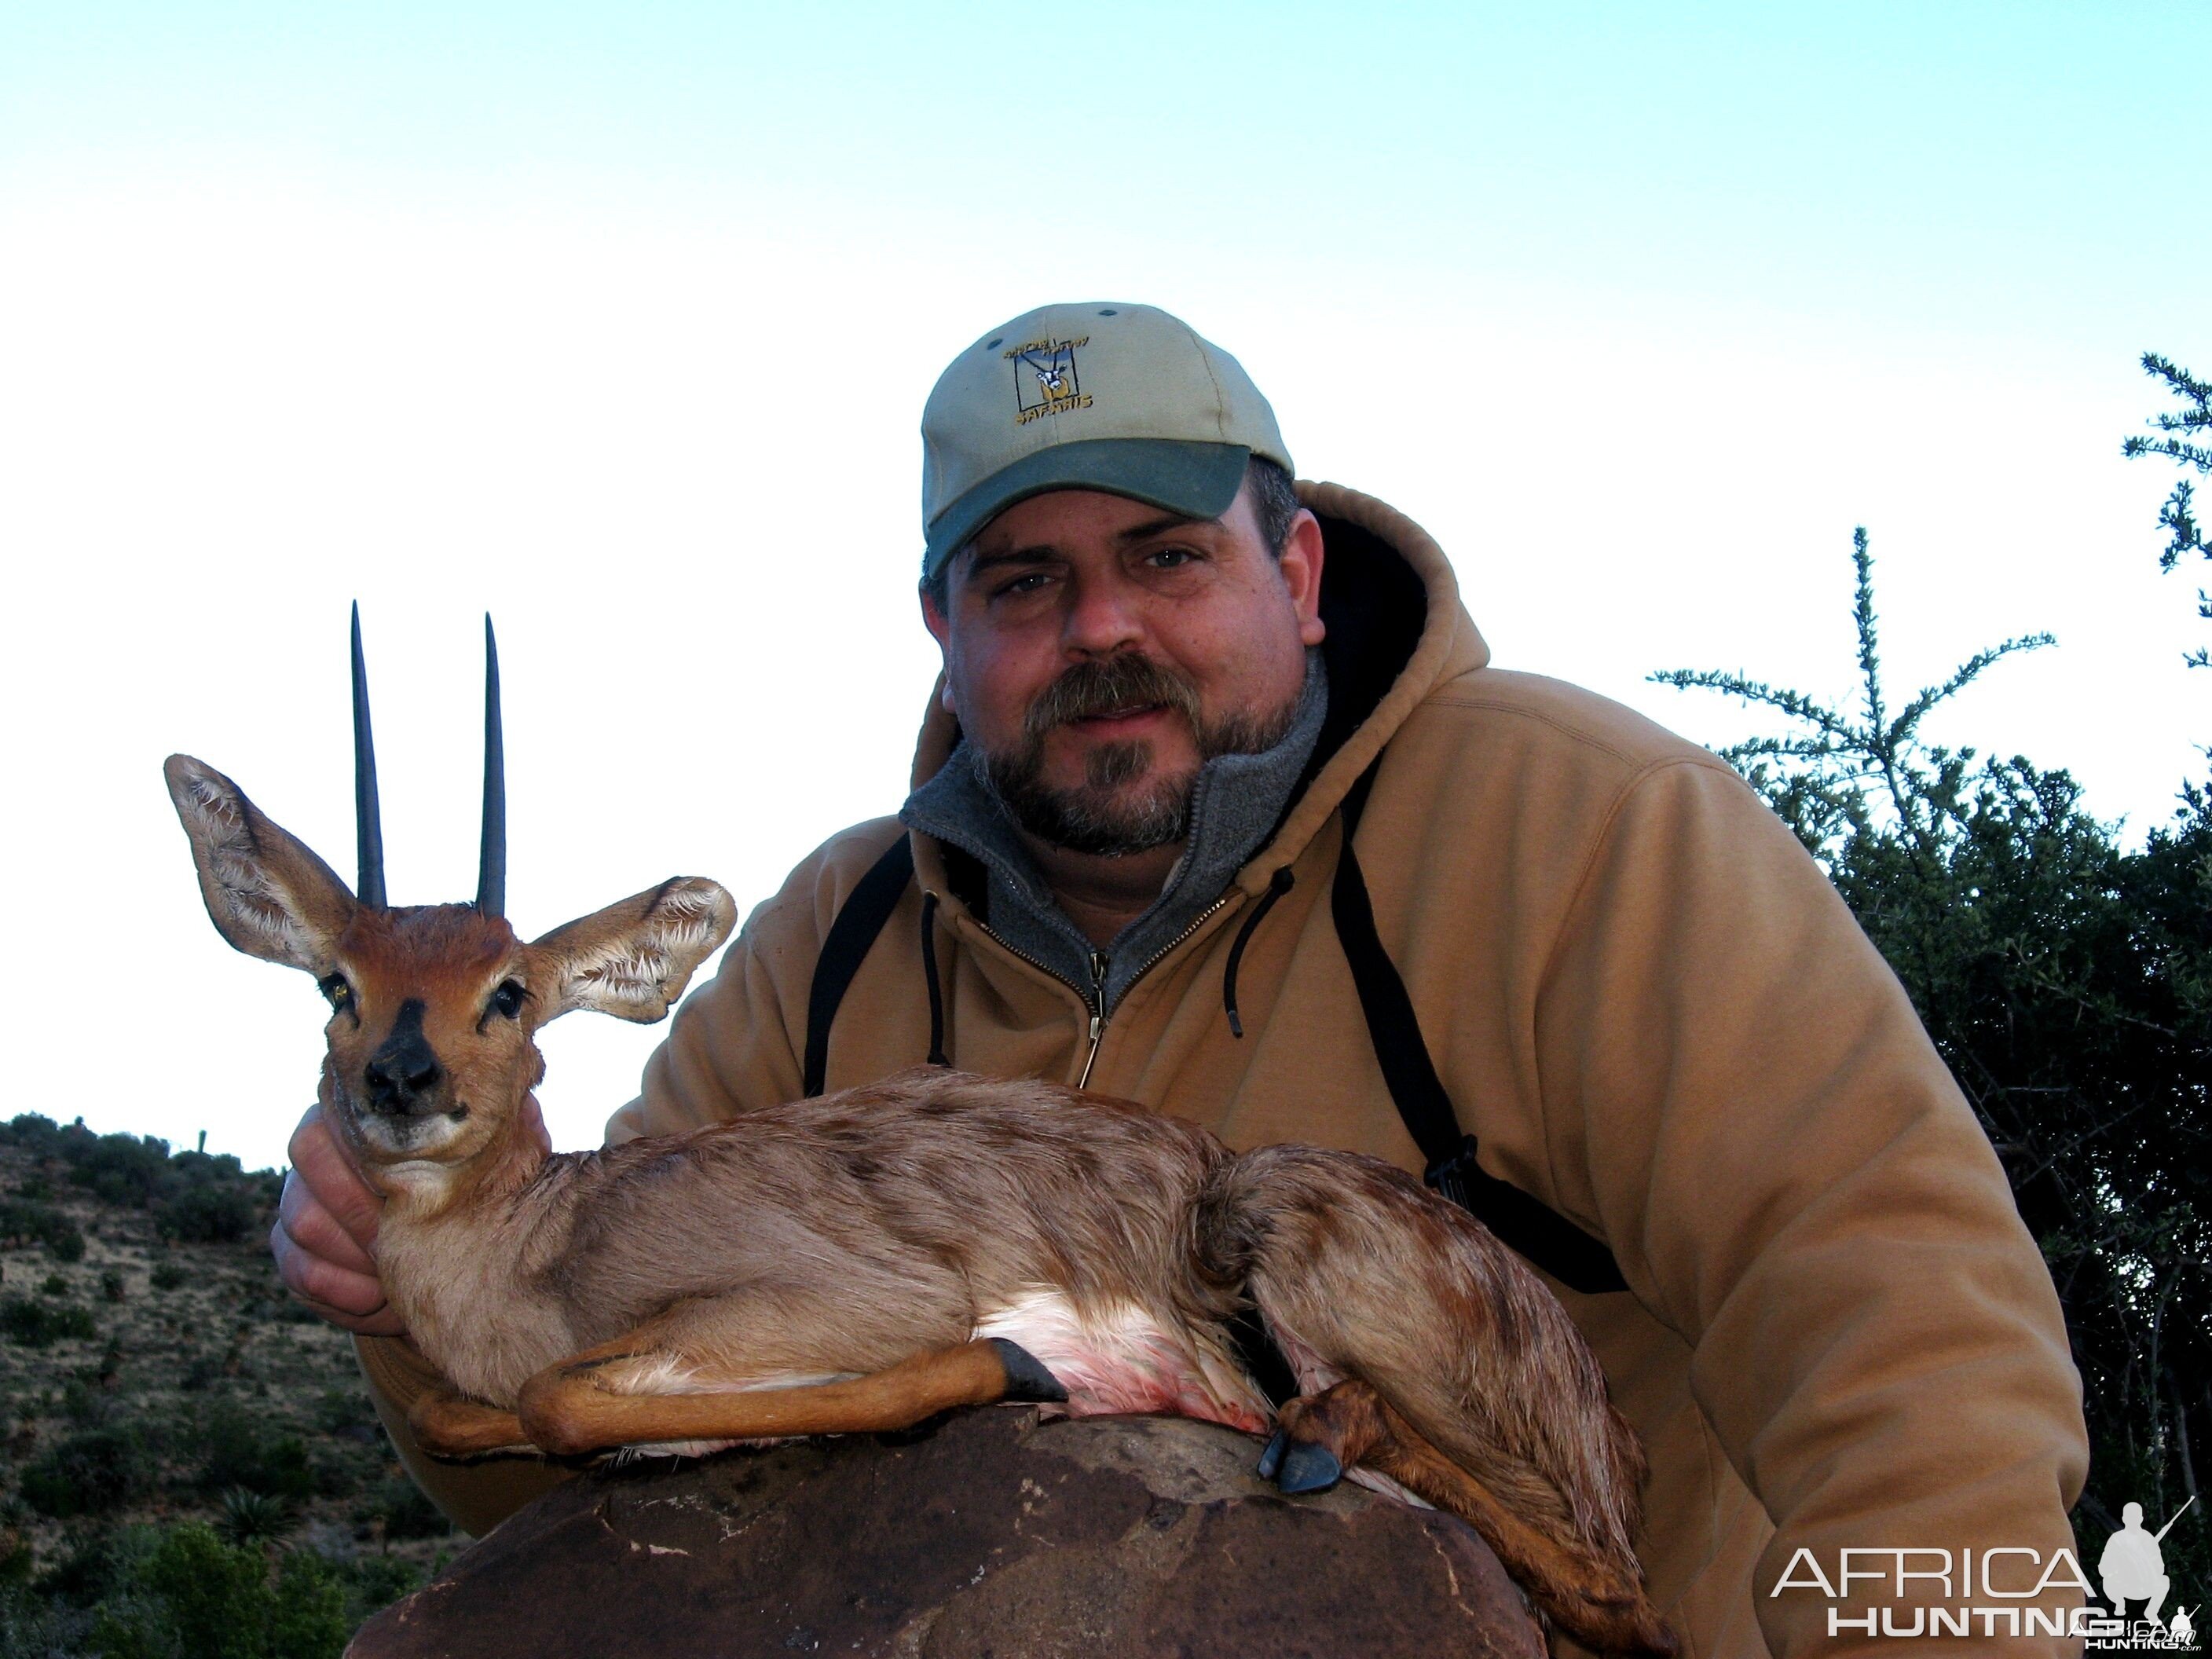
[904, 480, 1489, 907]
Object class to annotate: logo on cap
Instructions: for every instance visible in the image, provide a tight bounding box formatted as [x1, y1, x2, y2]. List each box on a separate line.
[1009, 335, 1093, 426]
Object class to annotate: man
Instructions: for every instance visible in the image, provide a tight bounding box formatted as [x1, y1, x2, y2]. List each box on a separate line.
[278, 302, 2089, 1655]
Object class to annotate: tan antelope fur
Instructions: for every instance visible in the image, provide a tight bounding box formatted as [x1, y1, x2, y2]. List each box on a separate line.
[164, 679, 1674, 1657]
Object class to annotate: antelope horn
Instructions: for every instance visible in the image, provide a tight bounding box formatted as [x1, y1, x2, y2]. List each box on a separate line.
[351, 602, 387, 910]
[478, 613, 506, 917]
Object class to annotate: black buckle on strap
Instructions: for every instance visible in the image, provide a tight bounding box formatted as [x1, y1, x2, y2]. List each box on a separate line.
[1423, 1134, 1481, 1212]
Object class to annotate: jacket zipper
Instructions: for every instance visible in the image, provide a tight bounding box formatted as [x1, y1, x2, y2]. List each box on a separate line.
[1078, 892, 1237, 1089]
[958, 892, 1242, 1090]
[1079, 950, 1110, 1088]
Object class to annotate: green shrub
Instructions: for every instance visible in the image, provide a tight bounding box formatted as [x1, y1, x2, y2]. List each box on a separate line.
[311, 1388, 379, 1439]
[156, 1184, 257, 1246]
[367, 1476, 449, 1541]
[64, 1378, 121, 1426]
[179, 1353, 223, 1393]
[112, 1521, 267, 1659]
[1, 1580, 93, 1654]
[196, 1403, 314, 1503]
[347, 1553, 423, 1621]
[1, 1295, 96, 1348]
[11, 1122, 276, 1251]
[20, 1425, 156, 1517]
[215, 1486, 293, 1547]
[148, 1262, 187, 1292]
[0, 1198, 85, 1261]
[38, 1273, 68, 1297]
[0, 1114, 65, 1157]
[67, 1133, 170, 1210]
[73, 1523, 358, 1659]
[263, 1548, 351, 1659]
[101, 1269, 126, 1302]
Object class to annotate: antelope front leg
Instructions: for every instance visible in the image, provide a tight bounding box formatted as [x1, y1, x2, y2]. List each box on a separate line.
[408, 1387, 533, 1459]
[515, 1336, 1068, 1459]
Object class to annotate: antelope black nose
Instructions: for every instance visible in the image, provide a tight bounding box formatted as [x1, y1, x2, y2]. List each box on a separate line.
[364, 999, 443, 1115]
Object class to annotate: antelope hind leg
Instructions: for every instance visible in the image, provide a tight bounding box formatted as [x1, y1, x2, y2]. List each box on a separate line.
[408, 1388, 533, 1459]
[1269, 1381, 1676, 1658]
[515, 1335, 1066, 1459]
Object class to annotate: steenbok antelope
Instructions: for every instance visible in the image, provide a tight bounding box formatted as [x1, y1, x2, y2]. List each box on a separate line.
[166, 613, 1674, 1657]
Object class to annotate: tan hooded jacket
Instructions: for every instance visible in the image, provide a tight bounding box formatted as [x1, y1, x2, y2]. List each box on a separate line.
[361, 482, 2089, 1657]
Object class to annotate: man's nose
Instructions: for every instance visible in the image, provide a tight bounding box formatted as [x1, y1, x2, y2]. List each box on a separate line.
[1060, 572, 1147, 657]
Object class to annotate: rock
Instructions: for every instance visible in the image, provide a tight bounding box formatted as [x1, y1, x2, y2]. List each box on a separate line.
[348, 1407, 1545, 1658]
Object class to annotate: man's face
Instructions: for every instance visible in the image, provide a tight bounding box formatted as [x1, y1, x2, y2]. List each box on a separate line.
[921, 479, 1325, 855]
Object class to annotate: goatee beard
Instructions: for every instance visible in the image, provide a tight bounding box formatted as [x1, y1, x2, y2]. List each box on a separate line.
[984, 654, 1300, 857]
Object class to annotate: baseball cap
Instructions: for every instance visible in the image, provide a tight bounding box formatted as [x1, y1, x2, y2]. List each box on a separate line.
[921, 302, 1293, 585]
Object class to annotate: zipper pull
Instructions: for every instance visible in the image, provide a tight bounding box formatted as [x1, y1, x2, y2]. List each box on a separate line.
[1079, 949, 1111, 1090]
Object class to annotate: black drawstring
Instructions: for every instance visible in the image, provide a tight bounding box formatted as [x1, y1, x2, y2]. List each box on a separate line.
[919, 891, 949, 1067]
[1221, 866, 1295, 1038]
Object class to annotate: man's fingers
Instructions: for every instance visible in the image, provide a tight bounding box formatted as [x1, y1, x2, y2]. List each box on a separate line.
[288, 1102, 383, 1252]
[272, 1217, 406, 1337]
[275, 1100, 401, 1335]
[277, 1170, 379, 1276]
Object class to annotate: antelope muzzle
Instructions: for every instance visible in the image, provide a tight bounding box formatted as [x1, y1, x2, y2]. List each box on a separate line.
[364, 999, 447, 1116]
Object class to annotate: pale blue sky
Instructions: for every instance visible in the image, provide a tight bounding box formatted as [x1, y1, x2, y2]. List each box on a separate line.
[7, 2, 2196, 339]
[3, 4, 2206, 1166]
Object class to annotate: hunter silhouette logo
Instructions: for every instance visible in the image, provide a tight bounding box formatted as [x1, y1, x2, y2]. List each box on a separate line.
[1008, 335, 1091, 424]
[2089, 1496, 2199, 1651]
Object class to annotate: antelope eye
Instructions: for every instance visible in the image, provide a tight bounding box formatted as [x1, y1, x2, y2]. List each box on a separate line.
[318, 975, 353, 1009]
[489, 980, 527, 1020]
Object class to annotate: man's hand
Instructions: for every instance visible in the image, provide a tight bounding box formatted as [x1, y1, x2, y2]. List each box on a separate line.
[273, 1097, 403, 1335]
[270, 1092, 551, 1338]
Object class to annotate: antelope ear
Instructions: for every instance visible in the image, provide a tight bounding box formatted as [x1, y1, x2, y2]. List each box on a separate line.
[529, 877, 738, 1024]
[165, 754, 358, 974]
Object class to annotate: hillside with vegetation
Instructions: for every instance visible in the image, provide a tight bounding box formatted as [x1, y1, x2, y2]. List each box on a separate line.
[0, 1116, 452, 1658]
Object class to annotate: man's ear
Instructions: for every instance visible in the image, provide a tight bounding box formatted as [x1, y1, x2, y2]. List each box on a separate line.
[529, 877, 738, 1024]
[164, 754, 358, 974]
[1279, 510, 1327, 647]
[919, 583, 959, 716]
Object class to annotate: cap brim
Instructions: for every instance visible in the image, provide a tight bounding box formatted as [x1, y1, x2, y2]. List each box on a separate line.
[923, 439, 1252, 585]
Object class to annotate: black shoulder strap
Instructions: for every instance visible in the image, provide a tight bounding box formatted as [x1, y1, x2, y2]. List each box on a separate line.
[1331, 766, 1628, 1295]
[803, 834, 915, 1097]
[803, 791, 1628, 1295]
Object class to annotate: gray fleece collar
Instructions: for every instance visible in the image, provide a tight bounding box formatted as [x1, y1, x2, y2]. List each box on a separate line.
[901, 651, 1328, 1015]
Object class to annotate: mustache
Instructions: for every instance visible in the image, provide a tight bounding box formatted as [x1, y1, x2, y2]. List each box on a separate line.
[1024, 655, 1200, 739]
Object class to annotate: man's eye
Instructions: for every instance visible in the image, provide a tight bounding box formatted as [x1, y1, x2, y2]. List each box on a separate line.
[1146, 547, 1198, 569]
[993, 573, 1052, 599]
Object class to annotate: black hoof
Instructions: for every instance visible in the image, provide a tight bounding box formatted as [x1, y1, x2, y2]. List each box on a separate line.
[1256, 1427, 1287, 1481]
[987, 1339, 1069, 1403]
[1274, 1437, 1342, 1496]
